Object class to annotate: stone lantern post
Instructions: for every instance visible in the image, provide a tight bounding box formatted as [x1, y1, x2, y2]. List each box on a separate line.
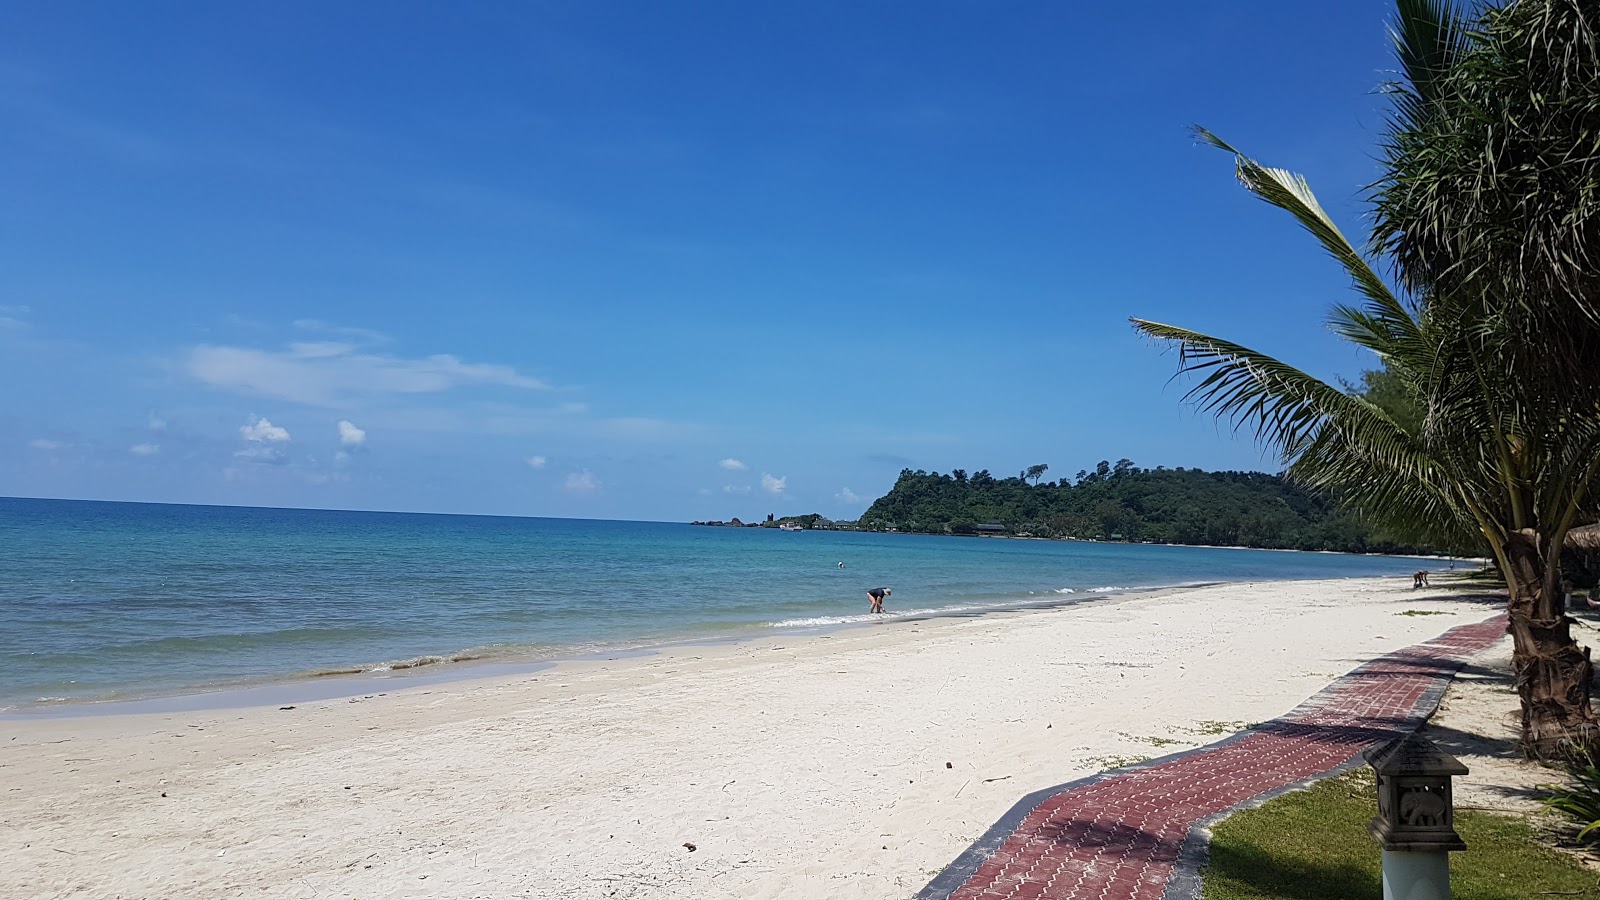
[1364, 734, 1468, 900]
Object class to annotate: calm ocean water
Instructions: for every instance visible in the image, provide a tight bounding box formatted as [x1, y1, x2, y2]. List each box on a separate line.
[0, 497, 1438, 710]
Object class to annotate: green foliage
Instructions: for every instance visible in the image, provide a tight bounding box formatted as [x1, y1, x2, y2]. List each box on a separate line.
[1343, 367, 1423, 436]
[1134, 0, 1600, 752]
[1542, 751, 1600, 844]
[1204, 770, 1598, 899]
[1375, 0, 1600, 332]
[767, 513, 832, 529]
[1137, 115, 1600, 595]
[857, 462, 1429, 553]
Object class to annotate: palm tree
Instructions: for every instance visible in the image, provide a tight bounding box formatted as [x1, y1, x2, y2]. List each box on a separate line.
[1135, 0, 1600, 759]
[1134, 123, 1600, 756]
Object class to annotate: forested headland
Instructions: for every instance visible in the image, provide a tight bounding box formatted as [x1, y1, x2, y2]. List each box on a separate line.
[858, 460, 1436, 554]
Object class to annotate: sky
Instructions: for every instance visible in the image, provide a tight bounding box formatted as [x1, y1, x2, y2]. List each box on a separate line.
[2, 1, 1412, 522]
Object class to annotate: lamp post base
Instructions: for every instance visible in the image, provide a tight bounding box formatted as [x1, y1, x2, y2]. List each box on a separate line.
[1382, 849, 1450, 900]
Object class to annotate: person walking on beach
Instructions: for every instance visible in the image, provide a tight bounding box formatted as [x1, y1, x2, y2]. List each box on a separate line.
[867, 586, 890, 614]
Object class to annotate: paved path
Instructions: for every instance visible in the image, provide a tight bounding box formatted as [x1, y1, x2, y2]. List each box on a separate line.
[916, 615, 1507, 900]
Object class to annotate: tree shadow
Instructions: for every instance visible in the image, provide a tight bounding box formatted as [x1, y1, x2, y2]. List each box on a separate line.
[1330, 656, 1507, 681]
[1204, 840, 1381, 899]
[1418, 720, 1526, 762]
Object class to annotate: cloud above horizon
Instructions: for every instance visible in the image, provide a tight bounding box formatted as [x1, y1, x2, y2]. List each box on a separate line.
[337, 419, 366, 446]
[187, 340, 549, 406]
[564, 470, 599, 494]
[718, 458, 747, 471]
[526, 455, 548, 469]
[129, 443, 160, 456]
[240, 416, 291, 443]
[836, 486, 861, 504]
[761, 472, 786, 496]
[237, 416, 291, 463]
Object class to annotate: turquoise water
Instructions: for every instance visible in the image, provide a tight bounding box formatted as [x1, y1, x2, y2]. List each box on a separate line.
[0, 497, 1437, 710]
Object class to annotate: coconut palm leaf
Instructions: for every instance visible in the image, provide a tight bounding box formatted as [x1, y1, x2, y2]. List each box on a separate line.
[1130, 317, 1480, 550]
[1196, 129, 1422, 325]
[1387, 0, 1471, 130]
[1147, 1, 1600, 758]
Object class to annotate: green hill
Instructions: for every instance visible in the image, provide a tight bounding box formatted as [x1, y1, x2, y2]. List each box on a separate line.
[859, 460, 1432, 554]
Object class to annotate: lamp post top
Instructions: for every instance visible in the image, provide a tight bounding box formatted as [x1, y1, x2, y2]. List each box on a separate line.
[1364, 733, 1470, 778]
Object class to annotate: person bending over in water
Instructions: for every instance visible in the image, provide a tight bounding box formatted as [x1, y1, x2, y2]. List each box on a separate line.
[867, 586, 891, 614]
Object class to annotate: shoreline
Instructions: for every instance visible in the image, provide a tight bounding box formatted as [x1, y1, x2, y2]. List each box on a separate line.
[2, 579, 1225, 719]
[4, 501, 1465, 718]
[14, 571, 1438, 720]
[2, 576, 1503, 900]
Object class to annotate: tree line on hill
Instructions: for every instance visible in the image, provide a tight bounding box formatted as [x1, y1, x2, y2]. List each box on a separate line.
[857, 460, 1439, 554]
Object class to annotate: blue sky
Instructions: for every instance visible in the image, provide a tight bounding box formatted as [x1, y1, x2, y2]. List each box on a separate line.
[3, 1, 1408, 521]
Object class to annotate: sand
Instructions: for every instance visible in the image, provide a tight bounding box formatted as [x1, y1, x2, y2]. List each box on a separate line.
[1, 576, 1502, 900]
[1423, 636, 1555, 815]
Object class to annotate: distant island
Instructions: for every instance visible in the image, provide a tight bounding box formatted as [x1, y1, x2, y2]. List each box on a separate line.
[691, 513, 842, 530]
[695, 460, 1438, 554]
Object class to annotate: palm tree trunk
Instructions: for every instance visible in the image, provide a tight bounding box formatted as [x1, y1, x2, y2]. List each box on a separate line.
[1504, 529, 1598, 758]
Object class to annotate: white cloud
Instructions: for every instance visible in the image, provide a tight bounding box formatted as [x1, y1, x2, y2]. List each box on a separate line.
[718, 458, 748, 471]
[129, 443, 160, 456]
[28, 438, 65, 450]
[187, 341, 549, 407]
[697, 488, 713, 496]
[564, 470, 599, 494]
[335, 450, 350, 463]
[240, 416, 291, 442]
[526, 455, 547, 469]
[836, 487, 862, 504]
[147, 415, 167, 432]
[723, 484, 752, 495]
[761, 473, 787, 496]
[337, 419, 366, 446]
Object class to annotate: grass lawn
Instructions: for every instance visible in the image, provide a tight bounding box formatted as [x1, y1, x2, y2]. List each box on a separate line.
[1203, 770, 1598, 899]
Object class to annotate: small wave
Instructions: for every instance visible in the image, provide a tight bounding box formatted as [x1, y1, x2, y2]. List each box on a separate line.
[1088, 586, 1128, 593]
[311, 649, 490, 678]
[380, 655, 446, 671]
[1054, 588, 1076, 594]
[768, 605, 988, 628]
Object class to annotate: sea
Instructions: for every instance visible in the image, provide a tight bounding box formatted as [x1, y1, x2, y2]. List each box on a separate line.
[0, 497, 1441, 713]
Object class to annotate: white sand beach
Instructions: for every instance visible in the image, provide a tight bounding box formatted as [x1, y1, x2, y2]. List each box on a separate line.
[1, 577, 1501, 900]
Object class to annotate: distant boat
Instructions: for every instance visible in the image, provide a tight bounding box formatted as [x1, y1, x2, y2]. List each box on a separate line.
[778, 523, 803, 531]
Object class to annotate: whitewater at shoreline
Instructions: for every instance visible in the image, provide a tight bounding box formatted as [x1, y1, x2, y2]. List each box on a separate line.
[4, 581, 1221, 718]
[0, 500, 1454, 712]
[1, 575, 1501, 900]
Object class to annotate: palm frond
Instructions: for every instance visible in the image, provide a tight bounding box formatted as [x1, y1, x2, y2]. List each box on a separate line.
[1134, 320, 1397, 453]
[1387, 0, 1471, 129]
[1132, 317, 1481, 549]
[1195, 128, 1425, 349]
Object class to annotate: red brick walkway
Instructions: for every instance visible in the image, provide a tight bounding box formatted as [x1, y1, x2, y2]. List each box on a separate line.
[916, 615, 1508, 900]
